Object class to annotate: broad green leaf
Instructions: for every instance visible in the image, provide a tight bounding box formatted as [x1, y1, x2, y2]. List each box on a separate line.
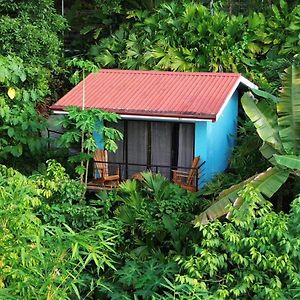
[30, 90, 38, 101]
[241, 93, 283, 152]
[248, 12, 264, 29]
[71, 242, 79, 259]
[7, 127, 14, 138]
[151, 48, 166, 59]
[247, 42, 261, 54]
[21, 247, 25, 266]
[75, 165, 86, 175]
[80, 25, 95, 35]
[115, 205, 136, 224]
[93, 27, 102, 40]
[7, 87, 16, 99]
[19, 72, 26, 82]
[252, 88, 279, 103]
[23, 90, 30, 102]
[0, 289, 16, 300]
[96, 50, 115, 66]
[195, 167, 289, 225]
[277, 65, 300, 155]
[274, 154, 300, 170]
[83, 137, 97, 151]
[259, 142, 279, 165]
[63, 223, 76, 234]
[0, 66, 9, 82]
[10, 144, 22, 157]
[194, 174, 257, 225]
[253, 166, 289, 198]
[105, 139, 118, 152]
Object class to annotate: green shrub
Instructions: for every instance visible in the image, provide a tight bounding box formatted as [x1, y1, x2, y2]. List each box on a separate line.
[32, 159, 86, 203]
[166, 186, 300, 299]
[103, 172, 206, 255]
[32, 160, 105, 231]
[0, 164, 119, 299]
[98, 257, 178, 299]
[90, 172, 207, 298]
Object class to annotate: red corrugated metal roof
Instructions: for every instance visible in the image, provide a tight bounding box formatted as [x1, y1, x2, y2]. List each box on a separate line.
[51, 69, 252, 121]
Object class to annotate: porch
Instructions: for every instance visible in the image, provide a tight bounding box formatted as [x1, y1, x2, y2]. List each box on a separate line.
[89, 118, 204, 191]
[87, 156, 205, 192]
[46, 117, 206, 192]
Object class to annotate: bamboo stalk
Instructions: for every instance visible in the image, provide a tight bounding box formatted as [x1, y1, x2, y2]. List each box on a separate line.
[80, 132, 84, 184]
[80, 69, 86, 184]
[84, 148, 90, 185]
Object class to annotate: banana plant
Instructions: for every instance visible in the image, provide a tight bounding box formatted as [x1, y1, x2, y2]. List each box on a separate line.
[195, 65, 300, 225]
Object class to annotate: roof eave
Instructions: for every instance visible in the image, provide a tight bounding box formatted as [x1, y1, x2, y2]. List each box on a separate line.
[240, 76, 258, 90]
[215, 75, 258, 121]
[51, 106, 216, 121]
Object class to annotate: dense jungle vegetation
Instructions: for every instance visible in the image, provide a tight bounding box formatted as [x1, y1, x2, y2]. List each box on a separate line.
[2, 0, 300, 298]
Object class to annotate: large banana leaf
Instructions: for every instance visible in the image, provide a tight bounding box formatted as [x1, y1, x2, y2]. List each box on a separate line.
[252, 88, 279, 103]
[274, 154, 300, 170]
[194, 167, 289, 225]
[277, 65, 300, 155]
[259, 142, 280, 165]
[255, 167, 289, 198]
[241, 93, 283, 153]
[194, 175, 256, 225]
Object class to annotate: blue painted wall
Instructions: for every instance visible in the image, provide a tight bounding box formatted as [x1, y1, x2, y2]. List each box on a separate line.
[195, 91, 238, 185]
[93, 121, 104, 178]
[94, 120, 104, 149]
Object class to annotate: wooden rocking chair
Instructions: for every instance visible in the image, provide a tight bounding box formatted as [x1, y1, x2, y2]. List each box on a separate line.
[92, 149, 120, 188]
[172, 156, 200, 192]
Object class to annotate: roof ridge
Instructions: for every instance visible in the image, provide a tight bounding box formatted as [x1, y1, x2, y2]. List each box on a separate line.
[101, 69, 241, 77]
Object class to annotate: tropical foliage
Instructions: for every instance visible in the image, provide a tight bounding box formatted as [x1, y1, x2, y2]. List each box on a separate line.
[3, 164, 300, 299]
[54, 58, 124, 183]
[89, 1, 300, 92]
[0, 163, 119, 299]
[57, 106, 123, 183]
[3, 0, 300, 299]
[0, 165, 200, 299]
[63, 0, 167, 54]
[95, 172, 203, 298]
[170, 187, 300, 299]
[0, 0, 66, 170]
[196, 65, 300, 224]
[0, 56, 47, 163]
[0, 0, 65, 69]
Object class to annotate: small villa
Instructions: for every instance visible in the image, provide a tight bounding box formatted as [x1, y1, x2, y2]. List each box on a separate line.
[51, 69, 256, 190]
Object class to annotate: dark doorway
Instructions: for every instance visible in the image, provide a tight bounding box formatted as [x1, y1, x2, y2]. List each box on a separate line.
[108, 120, 195, 179]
